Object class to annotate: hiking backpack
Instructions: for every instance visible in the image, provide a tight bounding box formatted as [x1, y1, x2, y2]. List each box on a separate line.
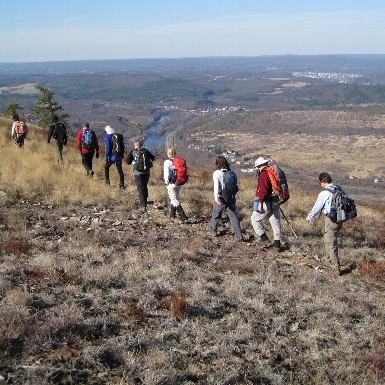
[134, 148, 152, 172]
[266, 164, 290, 204]
[327, 186, 357, 223]
[15, 122, 28, 136]
[171, 157, 188, 186]
[81, 130, 95, 149]
[52, 123, 67, 144]
[222, 169, 238, 201]
[111, 133, 125, 156]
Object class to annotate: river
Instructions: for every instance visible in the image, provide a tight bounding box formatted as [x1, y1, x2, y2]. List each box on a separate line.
[143, 114, 170, 151]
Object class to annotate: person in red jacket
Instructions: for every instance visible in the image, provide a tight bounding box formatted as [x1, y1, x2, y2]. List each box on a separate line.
[251, 157, 282, 250]
[77, 123, 99, 177]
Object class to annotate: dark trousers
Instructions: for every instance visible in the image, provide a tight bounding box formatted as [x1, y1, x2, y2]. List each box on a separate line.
[209, 199, 242, 239]
[81, 152, 94, 174]
[134, 174, 150, 208]
[105, 161, 124, 186]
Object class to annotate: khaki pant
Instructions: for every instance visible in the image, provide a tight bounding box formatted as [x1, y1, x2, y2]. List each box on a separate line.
[53, 141, 64, 164]
[323, 216, 343, 271]
[251, 201, 281, 241]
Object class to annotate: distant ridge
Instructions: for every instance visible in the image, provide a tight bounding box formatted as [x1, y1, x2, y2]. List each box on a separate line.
[1, 54, 385, 75]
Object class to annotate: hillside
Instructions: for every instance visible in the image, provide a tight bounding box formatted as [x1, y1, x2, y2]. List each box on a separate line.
[0, 118, 385, 385]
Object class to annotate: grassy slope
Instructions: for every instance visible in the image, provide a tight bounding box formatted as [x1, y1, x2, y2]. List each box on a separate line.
[0, 117, 385, 385]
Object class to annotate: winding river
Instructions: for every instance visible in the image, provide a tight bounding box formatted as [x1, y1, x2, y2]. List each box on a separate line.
[143, 114, 170, 151]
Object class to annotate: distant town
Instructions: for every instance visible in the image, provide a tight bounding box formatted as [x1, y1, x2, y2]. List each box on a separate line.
[291, 71, 362, 83]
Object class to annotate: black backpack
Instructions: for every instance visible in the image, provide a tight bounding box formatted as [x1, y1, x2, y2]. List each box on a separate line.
[53, 123, 68, 145]
[222, 170, 238, 201]
[327, 186, 357, 223]
[111, 133, 125, 156]
[134, 148, 152, 172]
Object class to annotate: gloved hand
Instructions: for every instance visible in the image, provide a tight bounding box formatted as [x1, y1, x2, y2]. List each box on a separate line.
[95, 152, 99, 159]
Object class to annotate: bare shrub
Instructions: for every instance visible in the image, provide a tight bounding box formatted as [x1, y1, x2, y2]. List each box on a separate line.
[170, 290, 187, 318]
[0, 237, 33, 256]
[359, 259, 385, 281]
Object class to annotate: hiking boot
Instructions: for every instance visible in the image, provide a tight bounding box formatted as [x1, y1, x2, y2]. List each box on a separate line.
[89, 171, 94, 177]
[273, 240, 281, 251]
[170, 205, 176, 219]
[176, 205, 188, 223]
[141, 206, 147, 213]
[259, 233, 270, 244]
[105, 180, 110, 186]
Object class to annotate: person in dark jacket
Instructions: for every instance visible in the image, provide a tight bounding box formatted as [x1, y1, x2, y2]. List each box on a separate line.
[77, 122, 99, 176]
[104, 125, 125, 188]
[251, 157, 282, 249]
[47, 115, 68, 165]
[126, 139, 155, 212]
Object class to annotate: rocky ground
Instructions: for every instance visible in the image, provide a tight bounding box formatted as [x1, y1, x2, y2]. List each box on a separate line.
[1, 193, 385, 385]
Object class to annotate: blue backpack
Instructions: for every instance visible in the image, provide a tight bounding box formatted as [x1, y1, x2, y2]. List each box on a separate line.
[222, 170, 238, 201]
[81, 130, 95, 149]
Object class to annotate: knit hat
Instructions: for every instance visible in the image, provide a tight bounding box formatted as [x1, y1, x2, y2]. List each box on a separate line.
[105, 125, 115, 135]
[254, 157, 270, 168]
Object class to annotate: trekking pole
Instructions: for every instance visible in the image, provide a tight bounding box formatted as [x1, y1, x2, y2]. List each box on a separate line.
[280, 207, 298, 238]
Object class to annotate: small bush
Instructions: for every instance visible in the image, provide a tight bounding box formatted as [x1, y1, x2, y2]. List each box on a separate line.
[0, 238, 33, 256]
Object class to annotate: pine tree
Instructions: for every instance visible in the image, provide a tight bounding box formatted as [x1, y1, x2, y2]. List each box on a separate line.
[31, 86, 69, 127]
[4, 102, 23, 119]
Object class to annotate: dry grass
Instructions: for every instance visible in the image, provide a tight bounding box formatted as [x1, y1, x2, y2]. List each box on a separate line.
[1, 117, 385, 384]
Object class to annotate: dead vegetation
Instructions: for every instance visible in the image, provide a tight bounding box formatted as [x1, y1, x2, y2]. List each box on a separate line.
[0, 118, 385, 384]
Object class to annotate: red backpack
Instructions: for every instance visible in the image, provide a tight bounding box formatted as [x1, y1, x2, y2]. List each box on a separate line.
[266, 164, 290, 204]
[171, 157, 188, 186]
[15, 122, 28, 136]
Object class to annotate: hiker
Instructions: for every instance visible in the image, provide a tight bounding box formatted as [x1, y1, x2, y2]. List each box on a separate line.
[251, 157, 282, 250]
[163, 146, 188, 223]
[126, 139, 155, 212]
[209, 156, 243, 240]
[11, 115, 27, 148]
[77, 123, 99, 177]
[306, 172, 343, 275]
[104, 125, 125, 188]
[47, 115, 68, 165]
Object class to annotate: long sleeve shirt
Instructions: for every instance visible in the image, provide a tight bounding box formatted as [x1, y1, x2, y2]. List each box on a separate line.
[163, 158, 174, 185]
[77, 129, 99, 153]
[213, 169, 227, 201]
[307, 183, 342, 221]
[104, 134, 123, 164]
[256, 168, 272, 203]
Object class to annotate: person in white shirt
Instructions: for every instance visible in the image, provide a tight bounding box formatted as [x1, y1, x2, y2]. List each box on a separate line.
[306, 172, 343, 274]
[209, 156, 243, 240]
[163, 147, 187, 223]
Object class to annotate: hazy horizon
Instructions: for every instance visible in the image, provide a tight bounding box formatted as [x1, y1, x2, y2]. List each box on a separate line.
[1, 0, 384, 63]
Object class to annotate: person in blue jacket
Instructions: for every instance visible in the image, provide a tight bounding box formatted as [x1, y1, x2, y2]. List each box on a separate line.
[104, 125, 125, 188]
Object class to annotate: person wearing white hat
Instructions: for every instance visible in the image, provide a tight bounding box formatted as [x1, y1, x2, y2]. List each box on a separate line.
[104, 125, 125, 188]
[251, 157, 282, 249]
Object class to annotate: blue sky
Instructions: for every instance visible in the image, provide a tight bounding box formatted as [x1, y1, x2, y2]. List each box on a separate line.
[1, 0, 384, 62]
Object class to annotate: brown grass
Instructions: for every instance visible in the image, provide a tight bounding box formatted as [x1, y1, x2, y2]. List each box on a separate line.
[1, 117, 385, 384]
